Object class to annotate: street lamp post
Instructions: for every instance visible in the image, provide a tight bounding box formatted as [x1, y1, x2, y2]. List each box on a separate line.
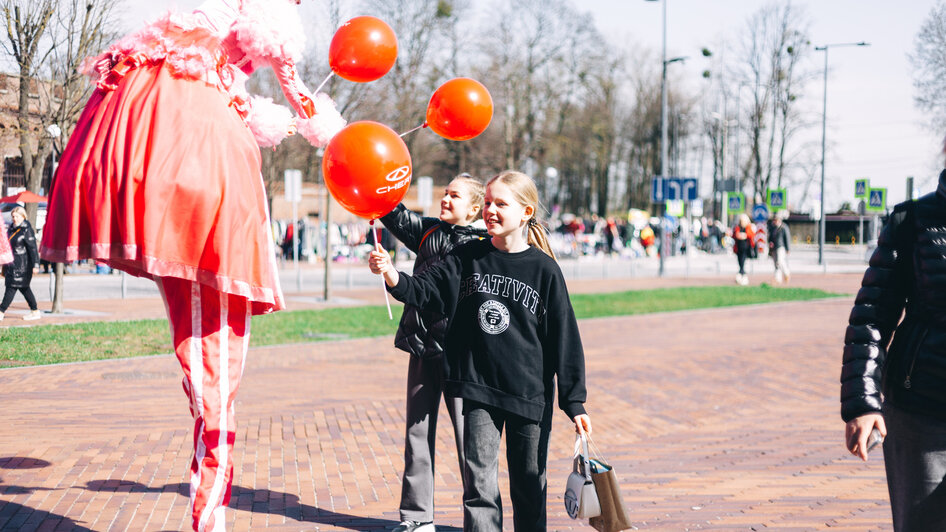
[815, 41, 869, 266]
[646, 0, 685, 276]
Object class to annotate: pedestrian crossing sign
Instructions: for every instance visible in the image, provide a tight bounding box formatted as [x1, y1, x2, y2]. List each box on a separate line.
[726, 192, 745, 213]
[766, 188, 786, 210]
[855, 179, 869, 199]
[866, 187, 887, 213]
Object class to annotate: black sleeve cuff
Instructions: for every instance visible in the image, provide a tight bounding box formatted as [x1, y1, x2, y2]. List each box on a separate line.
[562, 401, 587, 419]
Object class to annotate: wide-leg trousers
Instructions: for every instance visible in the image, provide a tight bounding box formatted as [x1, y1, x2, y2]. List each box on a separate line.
[158, 277, 250, 532]
[883, 402, 946, 531]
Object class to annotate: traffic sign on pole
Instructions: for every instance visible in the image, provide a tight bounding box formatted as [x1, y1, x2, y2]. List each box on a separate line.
[866, 187, 887, 213]
[726, 192, 745, 213]
[855, 178, 869, 199]
[766, 188, 787, 210]
[651, 176, 665, 203]
[751, 203, 770, 223]
[652, 176, 699, 202]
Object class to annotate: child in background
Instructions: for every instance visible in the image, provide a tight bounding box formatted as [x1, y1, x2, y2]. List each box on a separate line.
[369, 170, 592, 531]
[378, 174, 487, 532]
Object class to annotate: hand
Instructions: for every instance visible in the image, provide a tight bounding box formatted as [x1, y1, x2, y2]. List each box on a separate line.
[574, 414, 592, 436]
[368, 245, 399, 286]
[845, 413, 886, 461]
[368, 245, 392, 275]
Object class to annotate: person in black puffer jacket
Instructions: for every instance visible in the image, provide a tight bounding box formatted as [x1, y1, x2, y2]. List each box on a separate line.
[1, 206, 41, 321]
[379, 174, 486, 532]
[841, 168, 946, 531]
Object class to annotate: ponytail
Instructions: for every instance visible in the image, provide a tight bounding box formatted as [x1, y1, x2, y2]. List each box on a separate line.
[527, 216, 556, 260]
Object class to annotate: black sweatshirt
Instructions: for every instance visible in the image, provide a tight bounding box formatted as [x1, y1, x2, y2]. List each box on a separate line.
[388, 239, 587, 422]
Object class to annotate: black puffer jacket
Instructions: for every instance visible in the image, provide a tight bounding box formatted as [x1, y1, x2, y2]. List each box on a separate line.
[841, 170, 946, 422]
[3, 220, 39, 289]
[380, 203, 487, 358]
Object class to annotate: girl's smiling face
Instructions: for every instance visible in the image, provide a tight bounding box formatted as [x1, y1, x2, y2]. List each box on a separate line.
[483, 181, 532, 238]
[439, 180, 480, 226]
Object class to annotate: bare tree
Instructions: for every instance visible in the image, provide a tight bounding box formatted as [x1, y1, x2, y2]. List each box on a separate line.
[911, 1, 946, 133]
[621, 51, 662, 210]
[2, 0, 120, 313]
[2, 0, 119, 223]
[2, 0, 54, 221]
[733, 1, 813, 201]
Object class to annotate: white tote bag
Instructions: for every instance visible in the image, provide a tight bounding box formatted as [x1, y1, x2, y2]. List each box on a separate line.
[564, 432, 601, 519]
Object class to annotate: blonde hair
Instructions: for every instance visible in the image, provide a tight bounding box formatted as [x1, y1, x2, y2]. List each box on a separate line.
[11, 206, 26, 221]
[450, 174, 485, 222]
[487, 170, 556, 260]
[738, 213, 750, 227]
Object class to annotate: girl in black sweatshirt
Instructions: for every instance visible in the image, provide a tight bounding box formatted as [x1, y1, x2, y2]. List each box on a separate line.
[370, 170, 591, 531]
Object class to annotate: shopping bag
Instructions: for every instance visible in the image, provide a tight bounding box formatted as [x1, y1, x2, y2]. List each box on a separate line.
[564, 432, 601, 519]
[587, 437, 633, 532]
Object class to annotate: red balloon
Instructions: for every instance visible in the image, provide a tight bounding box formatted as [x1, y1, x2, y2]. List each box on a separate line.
[426, 78, 493, 141]
[329, 16, 398, 83]
[322, 121, 413, 219]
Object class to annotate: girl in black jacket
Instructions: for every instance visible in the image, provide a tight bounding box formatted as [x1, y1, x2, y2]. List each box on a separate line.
[379, 175, 486, 532]
[842, 169, 946, 530]
[371, 170, 591, 531]
[1, 206, 41, 321]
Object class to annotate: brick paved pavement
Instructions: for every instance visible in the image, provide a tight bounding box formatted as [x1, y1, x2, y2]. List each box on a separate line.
[0, 273, 892, 531]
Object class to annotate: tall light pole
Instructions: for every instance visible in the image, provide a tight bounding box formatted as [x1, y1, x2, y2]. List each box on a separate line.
[815, 41, 869, 266]
[646, 0, 684, 275]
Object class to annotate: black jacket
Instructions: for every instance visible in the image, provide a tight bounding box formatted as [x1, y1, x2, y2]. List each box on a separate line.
[770, 223, 790, 251]
[3, 221, 39, 289]
[379, 203, 487, 358]
[388, 239, 587, 422]
[841, 169, 946, 422]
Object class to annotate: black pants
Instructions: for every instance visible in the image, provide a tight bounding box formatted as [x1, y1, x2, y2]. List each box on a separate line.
[462, 401, 552, 531]
[0, 284, 38, 312]
[883, 402, 946, 531]
[735, 239, 750, 274]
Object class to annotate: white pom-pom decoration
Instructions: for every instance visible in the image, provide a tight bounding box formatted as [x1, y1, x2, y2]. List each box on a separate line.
[246, 96, 294, 147]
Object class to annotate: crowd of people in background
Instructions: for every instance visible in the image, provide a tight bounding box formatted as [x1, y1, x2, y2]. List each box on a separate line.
[273, 209, 790, 275]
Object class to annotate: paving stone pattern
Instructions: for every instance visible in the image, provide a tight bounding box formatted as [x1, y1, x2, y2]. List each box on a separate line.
[0, 274, 892, 531]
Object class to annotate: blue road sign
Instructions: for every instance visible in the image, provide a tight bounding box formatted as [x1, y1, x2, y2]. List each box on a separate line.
[652, 177, 699, 202]
[855, 179, 869, 199]
[767, 189, 786, 209]
[867, 187, 887, 213]
[727, 192, 745, 212]
[651, 177, 665, 203]
[751, 203, 770, 222]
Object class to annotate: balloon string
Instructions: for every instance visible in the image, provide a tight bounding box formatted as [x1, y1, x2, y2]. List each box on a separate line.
[314, 71, 334, 95]
[372, 220, 394, 320]
[399, 123, 427, 137]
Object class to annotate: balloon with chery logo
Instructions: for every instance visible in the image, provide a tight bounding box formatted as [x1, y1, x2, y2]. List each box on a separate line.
[322, 121, 412, 219]
[426, 78, 493, 141]
[329, 16, 398, 83]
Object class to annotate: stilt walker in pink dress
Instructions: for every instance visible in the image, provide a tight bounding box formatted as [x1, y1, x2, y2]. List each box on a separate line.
[39, 1, 344, 530]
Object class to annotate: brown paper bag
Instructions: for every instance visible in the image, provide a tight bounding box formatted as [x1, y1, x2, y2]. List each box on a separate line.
[588, 460, 632, 531]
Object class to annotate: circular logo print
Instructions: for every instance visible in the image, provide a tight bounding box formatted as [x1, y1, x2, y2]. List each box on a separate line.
[385, 165, 412, 182]
[478, 300, 510, 335]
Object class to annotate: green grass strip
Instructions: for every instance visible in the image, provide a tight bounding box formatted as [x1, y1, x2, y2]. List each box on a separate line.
[0, 284, 838, 367]
[569, 284, 837, 319]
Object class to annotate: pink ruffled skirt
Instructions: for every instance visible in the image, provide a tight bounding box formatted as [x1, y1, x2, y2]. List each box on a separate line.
[41, 59, 284, 315]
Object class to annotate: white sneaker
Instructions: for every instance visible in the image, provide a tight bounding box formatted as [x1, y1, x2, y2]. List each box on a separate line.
[392, 521, 435, 532]
[22, 310, 41, 321]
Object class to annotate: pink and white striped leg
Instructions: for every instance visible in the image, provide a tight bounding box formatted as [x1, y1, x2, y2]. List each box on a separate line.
[158, 277, 251, 532]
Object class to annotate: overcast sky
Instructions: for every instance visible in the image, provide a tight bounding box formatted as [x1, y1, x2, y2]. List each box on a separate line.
[119, 0, 942, 213]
